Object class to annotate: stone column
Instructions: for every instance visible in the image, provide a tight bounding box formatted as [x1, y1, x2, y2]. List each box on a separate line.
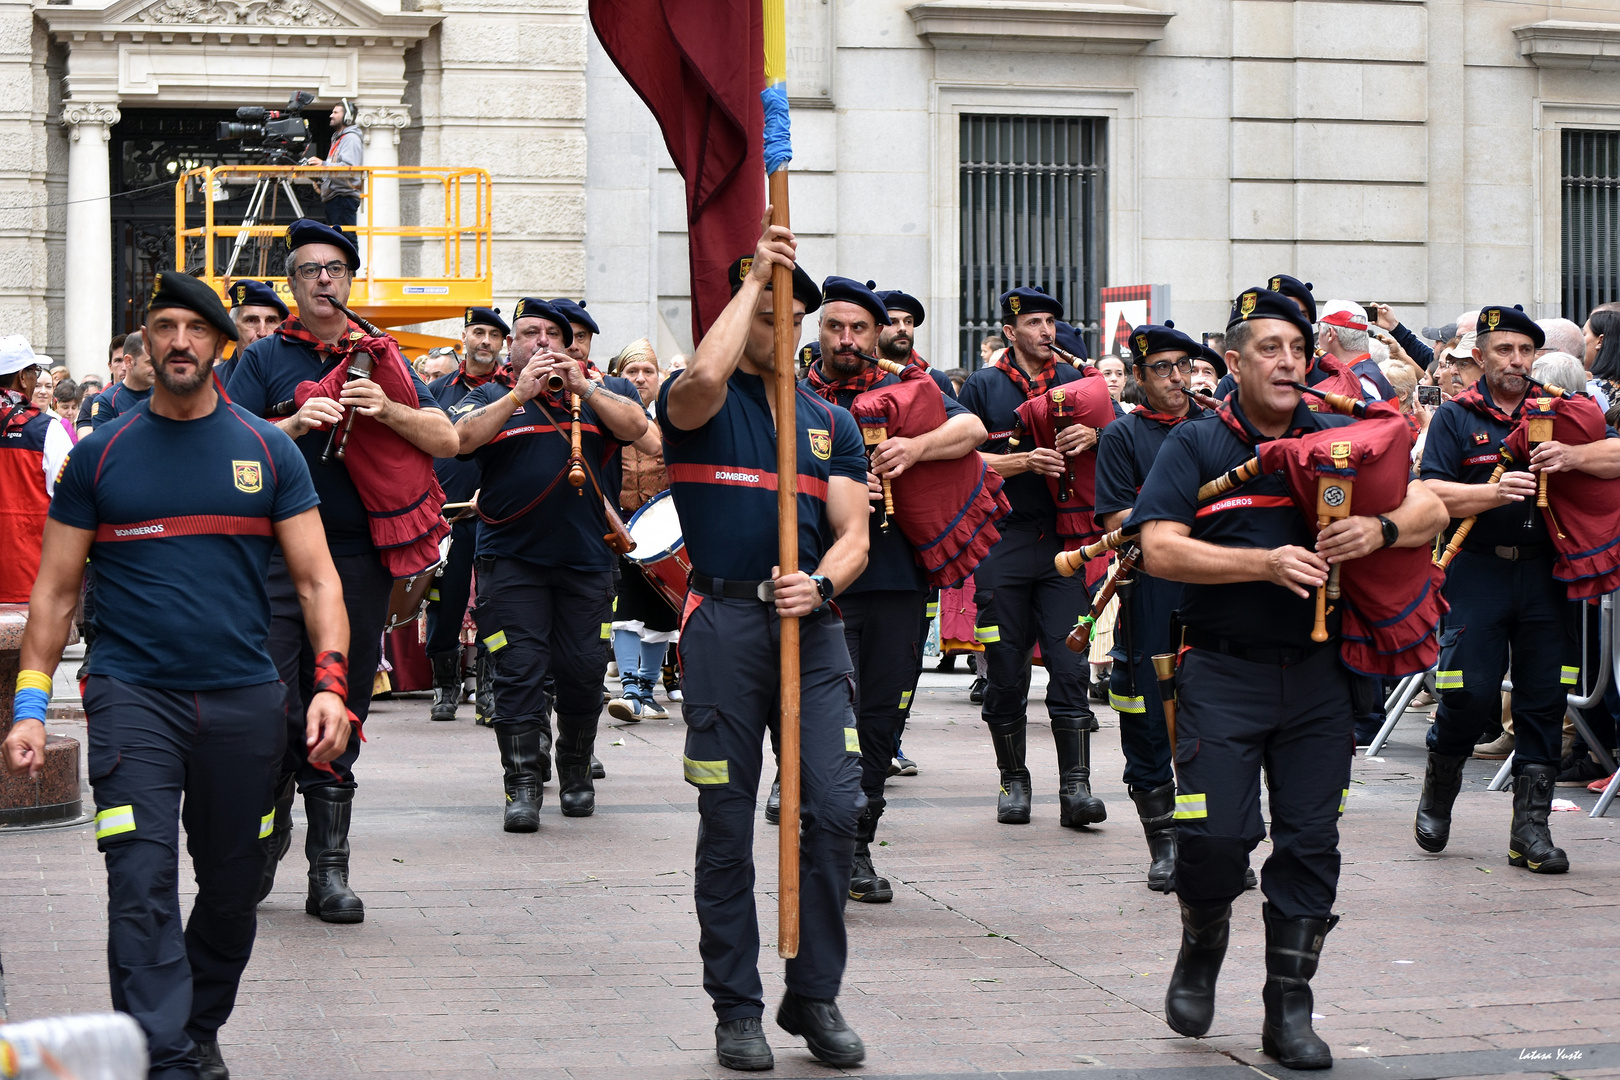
[62, 101, 119, 381]
[358, 105, 410, 280]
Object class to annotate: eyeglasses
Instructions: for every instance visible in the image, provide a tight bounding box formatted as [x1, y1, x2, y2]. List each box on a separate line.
[293, 261, 351, 280]
[1142, 357, 1194, 378]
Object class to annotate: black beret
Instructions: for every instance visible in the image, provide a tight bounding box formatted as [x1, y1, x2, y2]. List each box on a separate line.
[229, 279, 288, 319]
[1265, 274, 1317, 324]
[1054, 320, 1089, 360]
[1475, 304, 1544, 348]
[1000, 286, 1063, 322]
[284, 218, 359, 271]
[511, 297, 574, 347]
[547, 298, 599, 336]
[727, 255, 822, 313]
[1229, 287, 1316, 351]
[820, 277, 891, 325]
[147, 271, 237, 341]
[878, 289, 925, 327]
[463, 307, 509, 335]
[1127, 321, 1202, 366]
[1199, 342, 1229, 381]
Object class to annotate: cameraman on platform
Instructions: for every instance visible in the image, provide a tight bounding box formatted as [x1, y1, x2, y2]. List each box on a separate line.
[304, 100, 363, 231]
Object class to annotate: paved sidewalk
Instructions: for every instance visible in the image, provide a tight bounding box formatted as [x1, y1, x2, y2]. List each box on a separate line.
[3, 670, 1618, 1079]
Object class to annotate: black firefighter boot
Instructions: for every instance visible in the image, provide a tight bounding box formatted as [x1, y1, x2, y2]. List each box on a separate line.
[991, 726, 1032, 824]
[555, 716, 598, 818]
[256, 770, 298, 903]
[495, 724, 545, 832]
[1054, 726, 1108, 827]
[1260, 903, 1339, 1069]
[1129, 782, 1177, 892]
[304, 786, 365, 923]
[429, 652, 462, 721]
[1508, 763, 1570, 873]
[850, 807, 893, 903]
[1164, 900, 1229, 1037]
[1413, 751, 1468, 852]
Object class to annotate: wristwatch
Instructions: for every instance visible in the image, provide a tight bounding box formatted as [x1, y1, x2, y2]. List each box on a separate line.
[1377, 514, 1399, 548]
[810, 574, 835, 610]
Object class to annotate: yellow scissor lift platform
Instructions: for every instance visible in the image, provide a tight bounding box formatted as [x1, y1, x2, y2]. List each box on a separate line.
[176, 165, 493, 357]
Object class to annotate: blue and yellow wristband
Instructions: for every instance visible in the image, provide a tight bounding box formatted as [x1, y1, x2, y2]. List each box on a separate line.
[13, 669, 52, 726]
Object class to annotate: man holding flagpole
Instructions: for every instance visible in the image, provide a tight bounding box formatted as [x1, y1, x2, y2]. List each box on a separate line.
[659, 217, 871, 1071]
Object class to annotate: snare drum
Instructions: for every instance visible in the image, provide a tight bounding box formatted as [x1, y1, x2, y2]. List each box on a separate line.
[625, 490, 690, 612]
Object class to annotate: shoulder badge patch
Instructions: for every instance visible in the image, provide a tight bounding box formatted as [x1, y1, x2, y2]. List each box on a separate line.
[1473, 431, 1489, 445]
[233, 460, 263, 493]
[808, 428, 831, 460]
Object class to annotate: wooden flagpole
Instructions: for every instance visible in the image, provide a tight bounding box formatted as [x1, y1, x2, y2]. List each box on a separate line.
[771, 169, 800, 959]
[764, 0, 799, 961]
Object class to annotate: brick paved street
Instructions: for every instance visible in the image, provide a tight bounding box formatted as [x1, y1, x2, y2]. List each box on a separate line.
[4, 663, 1619, 1079]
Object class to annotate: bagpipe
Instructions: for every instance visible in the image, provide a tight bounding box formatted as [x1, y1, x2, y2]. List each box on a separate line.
[291, 298, 450, 621]
[848, 356, 1011, 588]
[1196, 385, 1446, 677]
[1007, 375, 1118, 569]
[1500, 379, 1620, 598]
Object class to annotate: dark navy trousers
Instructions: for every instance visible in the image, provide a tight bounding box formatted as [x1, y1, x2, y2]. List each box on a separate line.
[1172, 646, 1354, 919]
[678, 593, 864, 1021]
[84, 676, 285, 1080]
[1107, 569, 1177, 791]
[424, 516, 477, 660]
[838, 588, 927, 827]
[267, 551, 391, 790]
[1430, 551, 1576, 771]
[972, 528, 1096, 736]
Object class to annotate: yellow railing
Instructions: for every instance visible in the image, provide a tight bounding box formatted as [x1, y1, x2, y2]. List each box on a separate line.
[174, 165, 493, 328]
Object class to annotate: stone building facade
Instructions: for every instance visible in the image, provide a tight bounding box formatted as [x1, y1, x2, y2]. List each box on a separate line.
[4, 0, 1620, 376]
[586, 0, 1620, 368]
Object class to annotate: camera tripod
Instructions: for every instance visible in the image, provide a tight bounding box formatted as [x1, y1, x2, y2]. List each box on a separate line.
[223, 152, 308, 279]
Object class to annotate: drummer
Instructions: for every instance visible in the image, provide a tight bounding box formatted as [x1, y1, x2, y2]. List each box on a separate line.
[607, 339, 680, 722]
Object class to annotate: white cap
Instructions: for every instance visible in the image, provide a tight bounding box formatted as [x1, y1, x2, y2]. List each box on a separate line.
[1442, 331, 1479, 363]
[0, 335, 40, 376]
[1318, 300, 1368, 332]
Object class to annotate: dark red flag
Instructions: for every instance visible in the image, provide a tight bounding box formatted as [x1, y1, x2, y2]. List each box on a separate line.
[590, 0, 765, 342]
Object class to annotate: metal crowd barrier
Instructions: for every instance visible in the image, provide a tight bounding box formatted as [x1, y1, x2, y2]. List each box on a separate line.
[1361, 592, 1619, 819]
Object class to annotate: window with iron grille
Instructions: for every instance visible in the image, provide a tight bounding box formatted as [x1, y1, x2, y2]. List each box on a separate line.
[1562, 129, 1620, 323]
[959, 115, 1106, 368]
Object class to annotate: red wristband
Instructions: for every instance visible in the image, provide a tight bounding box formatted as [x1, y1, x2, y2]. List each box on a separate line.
[313, 649, 349, 701]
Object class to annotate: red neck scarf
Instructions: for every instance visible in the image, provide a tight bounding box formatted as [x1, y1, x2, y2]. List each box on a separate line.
[1218, 392, 1313, 447]
[1451, 378, 1525, 424]
[275, 317, 368, 367]
[1132, 400, 1205, 427]
[456, 360, 511, 389]
[805, 358, 885, 403]
[994, 347, 1058, 400]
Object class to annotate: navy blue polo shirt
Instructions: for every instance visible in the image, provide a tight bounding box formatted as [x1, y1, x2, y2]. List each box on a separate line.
[426, 369, 495, 504]
[50, 397, 319, 690]
[1132, 397, 1354, 648]
[957, 360, 1089, 533]
[1416, 382, 1620, 549]
[658, 371, 866, 581]
[214, 355, 239, 390]
[800, 366, 971, 594]
[454, 376, 639, 572]
[1094, 406, 1213, 519]
[87, 382, 153, 430]
[226, 332, 444, 557]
